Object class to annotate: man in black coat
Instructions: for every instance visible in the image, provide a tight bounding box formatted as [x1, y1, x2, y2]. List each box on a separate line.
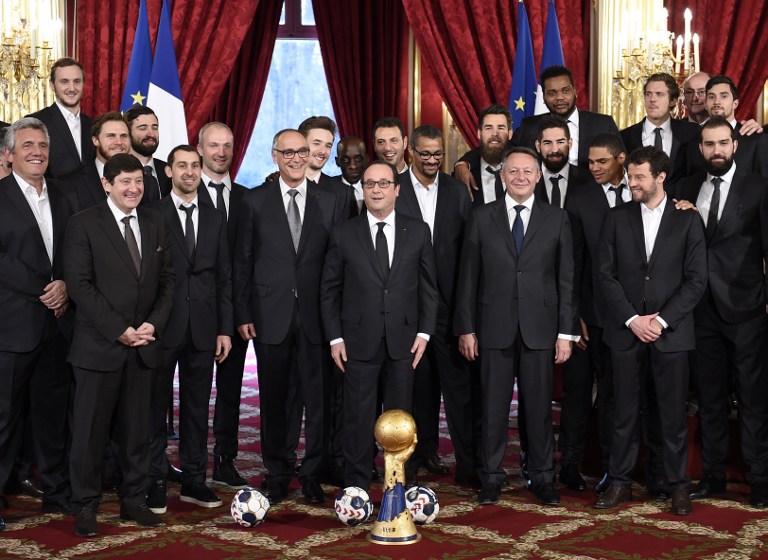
[125, 105, 172, 205]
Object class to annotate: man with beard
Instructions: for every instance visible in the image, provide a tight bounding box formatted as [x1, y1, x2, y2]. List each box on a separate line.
[335, 136, 368, 214]
[125, 106, 171, 205]
[595, 147, 706, 516]
[373, 117, 409, 174]
[30, 58, 95, 179]
[534, 115, 590, 207]
[674, 117, 768, 508]
[394, 125, 479, 487]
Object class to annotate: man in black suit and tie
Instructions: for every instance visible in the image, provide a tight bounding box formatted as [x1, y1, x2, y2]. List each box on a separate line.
[595, 146, 707, 515]
[125, 106, 171, 205]
[534, 115, 591, 208]
[29, 58, 95, 179]
[64, 153, 175, 536]
[146, 145, 232, 515]
[335, 135, 368, 214]
[0, 118, 76, 531]
[395, 125, 478, 486]
[195, 122, 251, 489]
[674, 117, 768, 508]
[621, 73, 700, 188]
[373, 117, 409, 174]
[455, 147, 579, 506]
[233, 129, 344, 504]
[321, 160, 438, 491]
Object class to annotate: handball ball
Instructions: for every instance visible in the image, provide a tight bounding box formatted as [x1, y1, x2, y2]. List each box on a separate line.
[231, 487, 270, 528]
[334, 486, 374, 526]
[406, 485, 439, 524]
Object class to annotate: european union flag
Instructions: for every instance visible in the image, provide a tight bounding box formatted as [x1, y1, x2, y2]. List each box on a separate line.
[120, 0, 152, 112]
[509, 0, 537, 129]
[534, 0, 566, 114]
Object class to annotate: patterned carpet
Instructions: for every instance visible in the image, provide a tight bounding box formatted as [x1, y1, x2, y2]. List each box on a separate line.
[2, 350, 768, 559]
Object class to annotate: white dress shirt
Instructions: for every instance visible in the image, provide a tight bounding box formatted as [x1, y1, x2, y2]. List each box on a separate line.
[480, 157, 500, 203]
[566, 109, 580, 167]
[696, 163, 737, 226]
[95, 158, 106, 179]
[171, 192, 199, 243]
[107, 197, 141, 256]
[410, 169, 438, 237]
[541, 165, 570, 208]
[601, 173, 632, 207]
[279, 177, 307, 222]
[15, 172, 54, 263]
[641, 117, 673, 156]
[201, 172, 233, 217]
[54, 99, 82, 159]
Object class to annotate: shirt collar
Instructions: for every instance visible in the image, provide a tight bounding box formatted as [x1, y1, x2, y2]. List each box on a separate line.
[54, 99, 80, 120]
[643, 116, 672, 136]
[279, 176, 307, 198]
[567, 108, 580, 127]
[171, 191, 198, 209]
[409, 168, 439, 191]
[106, 195, 138, 220]
[542, 165, 569, 183]
[707, 161, 737, 185]
[505, 192, 535, 212]
[602, 172, 629, 193]
[13, 171, 47, 196]
[641, 193, 667, 215]
[341, 177, 361, 188]
[728, 118, 738, 129]
[480, 157, 501, 172]
[201, 171, 232, 190]
[95, 158, 106, 179]
[367, 209, 396, 229]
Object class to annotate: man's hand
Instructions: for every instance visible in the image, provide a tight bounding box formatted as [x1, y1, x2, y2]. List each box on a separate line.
[53, 302, 69, 319]
[331, 341, 347, 373]
[411, 337, 428, 369]
[215, 335, 232, 363]
[577, 319, 589, 351]
[134, 322, 156, 345]
[264, 170, 280, 183]
[555, 339, 573, 364]
[673, 198, 697, 211]
[118, 326, 149, 346]
[454, 163, 478, 201]
[40, 280, 68, 310]
[629, 313, 663, 343]
[458, 334, 479, 362]
[237, 323, 256, 341]
[739, 119, 763, 136]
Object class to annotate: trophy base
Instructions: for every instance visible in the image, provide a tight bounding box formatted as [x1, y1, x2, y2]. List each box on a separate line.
[367, 533, 421, 545]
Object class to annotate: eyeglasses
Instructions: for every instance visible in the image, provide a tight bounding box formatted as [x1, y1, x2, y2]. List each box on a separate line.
[273, 147, 310, 159]
[363, 180, 395, 190]
[683, 89, 706, 97]
[412, 148, 445, 161]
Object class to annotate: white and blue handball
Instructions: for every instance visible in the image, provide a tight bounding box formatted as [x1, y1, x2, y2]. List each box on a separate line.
[406, 485, 439, 524]
[334, 486, 374, 526]
[231, 487, 270, 528]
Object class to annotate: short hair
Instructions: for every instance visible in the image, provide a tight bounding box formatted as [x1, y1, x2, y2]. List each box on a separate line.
[501, 146, 540, 167]
[167, 144, 199, 167]
[271, 128, 304, 150]
[645, 72, 680, 101]
[706, 75, 739, 99]
[4, 117, 50, 153]
[627, 146, 670, 177]
[50, 57, 85, 82]
[103, 153, 143, 183]
[124, 105, 158, 129]
[298, 115, 336, 138]
[372, 117, 406, 140]
[700, 115, 737, 141]
[363, 160, 400, 186]
[92, 112, 127, 138]
[409, 124, 443, 148]
[197, 121, 233, 146]
[540, 65, 574, 87]
[589, 133, 626, 158]
[477, 104, 512, 131]
[536, 115, 570, 141]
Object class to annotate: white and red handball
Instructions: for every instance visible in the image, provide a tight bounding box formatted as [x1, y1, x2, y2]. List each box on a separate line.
[231, 487, 270, 528]
[334, 486, 374, 526]
[406, 485, 439, 524]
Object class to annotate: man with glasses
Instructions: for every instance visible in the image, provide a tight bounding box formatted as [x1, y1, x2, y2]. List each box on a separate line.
[233, 129, 346, 505]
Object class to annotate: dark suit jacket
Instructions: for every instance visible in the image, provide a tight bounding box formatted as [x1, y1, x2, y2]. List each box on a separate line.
[156, 196, 233, 351]
[139, 158, 173, 206]
[512, 110, 621, 169]
[456, 148, 505, 208]
[63, 201, 175, 370]
[675, 169, 768, 323]
[315, 172, 358, 218]
[321, 211, 439, 361]
[620, 118, 700, 187]
[196, 178, 248, 256]
[454, 197, 578, 350]
[232, 180, 345, 346]
[30, 104, 95, 179]
[597, 198, 707, 352]
[60, 160, 105, 212]
[0, 175, 75, 352]
[330, 174, 365, 215]
[534, 164, 591, 207]
[733, 123, 768, 178]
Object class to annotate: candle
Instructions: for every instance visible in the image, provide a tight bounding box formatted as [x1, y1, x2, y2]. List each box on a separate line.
[693, 33, 700, 73]
[675, 35, 683, 75]
[662, 8, 668, 32]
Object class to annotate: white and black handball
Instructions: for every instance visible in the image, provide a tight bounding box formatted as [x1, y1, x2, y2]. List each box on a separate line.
[334, 486, 373, 526]
[231, 487, 270, 528]
[406, 486, 439, 524]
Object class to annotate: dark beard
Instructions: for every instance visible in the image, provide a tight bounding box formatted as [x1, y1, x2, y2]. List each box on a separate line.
[132, 139, 157, 158]
[480, 142, 506, 166]
[543, 154, 568, 173]
[703, 156, 734, 176]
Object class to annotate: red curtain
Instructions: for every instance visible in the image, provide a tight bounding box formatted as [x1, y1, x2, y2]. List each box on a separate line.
[668, 0, 768, 121]
[77, 0, 260, 141]
[207, 0, 283, 176]
[402, 0, 590, 148]
[312, 0, 410, 145]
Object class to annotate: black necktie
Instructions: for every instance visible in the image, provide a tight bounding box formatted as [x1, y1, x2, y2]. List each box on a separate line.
[707, 177, 722, 239]
[121, 216, 141, 275]
[486, 165, 503, 200]
[210, 182, 227, 220]
[143, 166, 161, 201]
[511, 205, 525, 254]
[286, 189, 301, 251]
[654, 127, 663, 151]
[550, 175, 562, 207]
[375, 222, 389, 277]
[609, 184, 625, 206]
[179, 203, 196, 258]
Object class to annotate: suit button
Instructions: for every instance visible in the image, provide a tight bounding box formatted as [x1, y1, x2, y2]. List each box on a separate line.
[645, 276, 650, 281]
[186, 297, 190, 301]
[384, 289, 389, 294]
[517, 271, 522, 275]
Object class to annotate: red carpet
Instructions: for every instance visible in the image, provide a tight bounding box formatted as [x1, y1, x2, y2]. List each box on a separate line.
[2, 350, 767, 559]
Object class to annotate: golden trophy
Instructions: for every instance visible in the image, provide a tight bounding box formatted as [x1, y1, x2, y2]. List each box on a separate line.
[368, 409, 421, 545]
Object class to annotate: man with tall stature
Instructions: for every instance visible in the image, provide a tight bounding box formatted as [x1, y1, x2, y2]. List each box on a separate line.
[455, 147, 578, 506]
[125, 105, 171, 204]
[321, 160, 438, 492]
[595, 147, 706, 516]
[64, 153, 175, 536]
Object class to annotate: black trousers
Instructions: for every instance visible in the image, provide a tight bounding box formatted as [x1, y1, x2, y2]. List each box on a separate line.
[212, 332, 249, 458]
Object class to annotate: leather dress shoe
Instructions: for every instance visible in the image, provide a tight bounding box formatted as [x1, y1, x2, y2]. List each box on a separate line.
[166, 462, 183, 483]
[519, 451, 529, 480]
[689, 476, 726, 500]
[477, 483, 501, 505]
[670, 488, 692, 515]
[74, 505, 98, 537]
[594, 484, 632, 509]
[212, 455, 249, 488]
[594, 472, 611, 495]
[422, 453, 450, 475]
[301, 479, 324, 504]
[42, 498, 74, 515]
[558, 464, 586, 491]
[531, 482, 561, 506]
[120, 503, 163, 527]
[646, 476, 671, 500]
[7, 478, 43, 499]
[265, 480, 288, 504]
[750, 482, 768, 508]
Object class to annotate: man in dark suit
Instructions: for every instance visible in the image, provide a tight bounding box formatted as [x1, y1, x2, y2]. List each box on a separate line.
[125, 105, 172, 205]
[455, 147, 579, 506]
[64, 153, 175, 536]
[534, 115, 591, 207]
[373, 117, 409, 174]
[674, 117, 768, 508]
[233, 129, 345, 504]
[321, 160, 438, 491]
[195, 122, 251, 489]
[395, 125, 478, 486]
[595, 147, 707, 515]
[621, 73, 700, 188]
[147, 145, 232, 515]
[0, 118, 76, 531]
[29, 58, 95, 179]
[335, 135, 368, 214]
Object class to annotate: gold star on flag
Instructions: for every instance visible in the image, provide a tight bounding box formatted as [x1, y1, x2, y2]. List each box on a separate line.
[514, 96, 526, 111]
[130, 91, 146, 105]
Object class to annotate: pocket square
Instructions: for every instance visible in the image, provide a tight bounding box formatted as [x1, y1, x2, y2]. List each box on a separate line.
[156, 245, 164, 252]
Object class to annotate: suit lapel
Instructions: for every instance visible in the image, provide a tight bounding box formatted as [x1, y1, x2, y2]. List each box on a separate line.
[49, 183, 68, 262]
[535, 178, 549, 204]
[355, 215, 384, 281]
[521, 200, 546, 252]
[195, 204, 217, 266]
[4, 176, 50, 260]
[433, 179, 450, 241]
[297, 187, 319, 256]
[267, 183, 297, 255]
[491, 200, 517, 256]
[669, 120, 682, 165]
[98, 203, 140, 278]
[716, 171, 745, 236]
[138, 214, 157, 282]
[396, 174, 420, 217]
[389, 214, 408, 278]
[647, 200, 676, 269]
[49, 106, 82, 164]
[628, 203, 648, 264]
[163, 199, 191, 263]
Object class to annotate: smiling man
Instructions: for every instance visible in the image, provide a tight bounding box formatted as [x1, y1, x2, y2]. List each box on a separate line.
[373, 117, 409, 174]
[125, 105, 171, 204]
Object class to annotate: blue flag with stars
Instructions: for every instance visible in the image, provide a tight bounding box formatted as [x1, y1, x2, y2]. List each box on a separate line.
[120, 0, 152, 112]
[508, 0, 536, 129]
[534, 0, 566, 114]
